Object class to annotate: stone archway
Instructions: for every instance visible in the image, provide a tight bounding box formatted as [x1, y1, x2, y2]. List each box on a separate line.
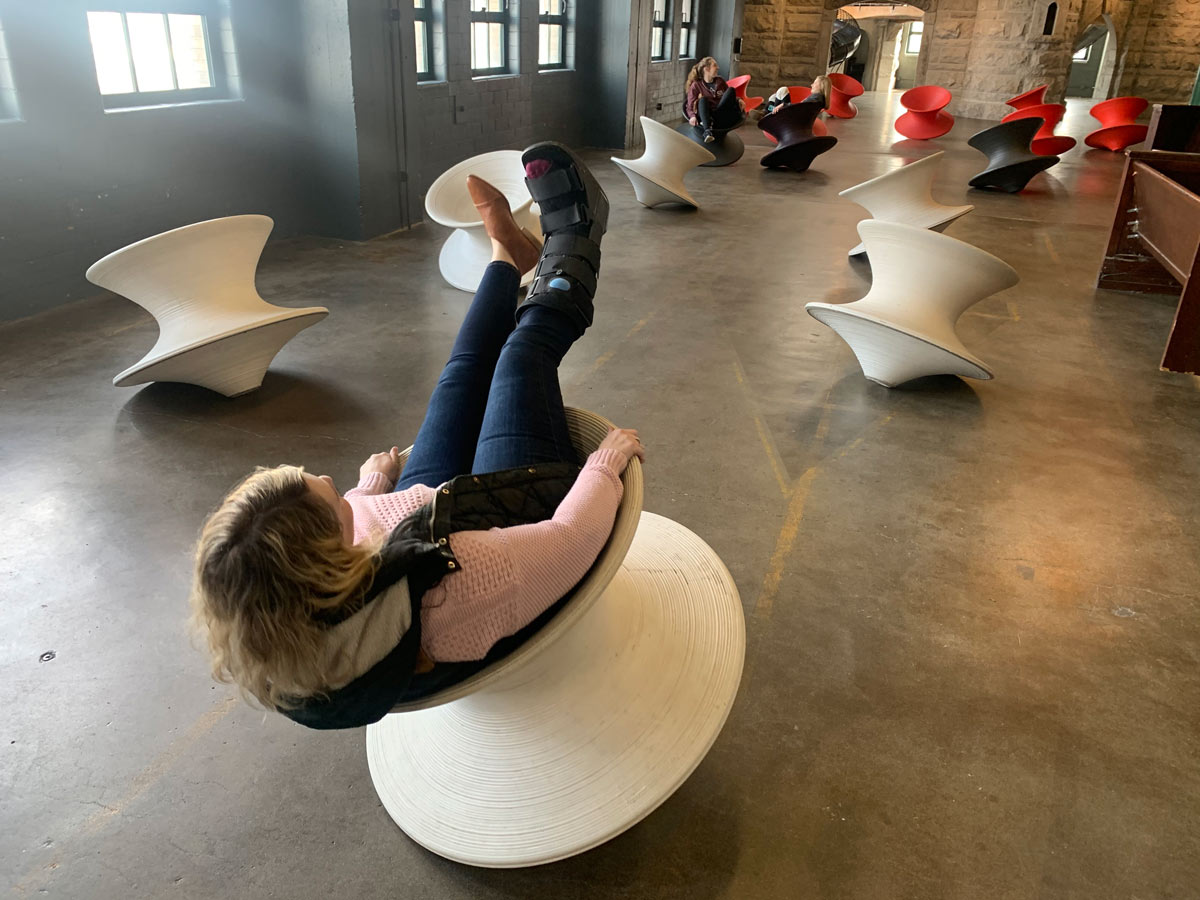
[815, 0, 934, 85]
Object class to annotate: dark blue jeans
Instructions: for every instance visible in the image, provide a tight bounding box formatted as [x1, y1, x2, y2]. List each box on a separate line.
[396, 261, 579, 491]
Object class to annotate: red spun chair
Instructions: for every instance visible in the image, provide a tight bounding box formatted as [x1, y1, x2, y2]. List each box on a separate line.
[827, 74, 864, 119]
[726, 74, 764, 111]
[1086, 97, 1149, 151]
[1000, 103, 1076, 156]
[895, 85, 954, 140]
[1006, 85, 1047, 112]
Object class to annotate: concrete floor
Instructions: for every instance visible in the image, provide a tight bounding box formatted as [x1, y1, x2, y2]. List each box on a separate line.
[3, 93, 1199, 899]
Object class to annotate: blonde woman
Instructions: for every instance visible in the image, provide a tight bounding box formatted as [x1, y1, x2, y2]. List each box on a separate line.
[763, 74, 834, 116]
[684, 56, 745, 142]
[191, 143, 645, 730]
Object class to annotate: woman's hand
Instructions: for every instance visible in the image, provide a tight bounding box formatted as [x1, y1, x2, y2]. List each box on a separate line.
[598, 427, 645, 472]
[360, 447, 402, 482]
[738, 98, 746, 111]
[689, 116, 698, 127]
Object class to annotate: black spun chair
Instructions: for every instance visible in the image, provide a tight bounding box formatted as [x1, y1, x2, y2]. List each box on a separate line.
[758, 102, 839, 173]
[967, 118, 1060, 193]
[674, 101, 746, 167]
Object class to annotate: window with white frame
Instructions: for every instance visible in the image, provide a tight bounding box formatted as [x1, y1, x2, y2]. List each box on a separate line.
[1072, 45, 1089, 62]
[414, 0, 435, 81]
[538, 0, 568, 70]
[86, 6, 235, 109]
[470, 0, 510, 76]
[0, 19, 20, 121]
[678, 0, 697, 59]
[905, 20, 923, 55]
[651, 0, 670, 61]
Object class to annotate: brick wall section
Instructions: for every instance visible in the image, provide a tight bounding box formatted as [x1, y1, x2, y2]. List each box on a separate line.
[647, 59, 695, 122]
[1122, 0, 1200, 103]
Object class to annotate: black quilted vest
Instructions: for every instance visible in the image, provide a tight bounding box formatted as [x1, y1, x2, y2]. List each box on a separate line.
[280, 461, 582, 730]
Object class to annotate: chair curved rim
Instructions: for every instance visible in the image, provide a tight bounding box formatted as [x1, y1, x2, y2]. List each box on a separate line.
[425, 150, 533, 230]
[900, 85, 951, 112]
[1090, 96, 1148, 119]
[1005, 84, 1048, 107]
[610, 158, 700, 208]
[85, 214, 274, 283]
[388, 407, 644, 712]
[827, 74, 864, 97]
[112, 307, 330, 386]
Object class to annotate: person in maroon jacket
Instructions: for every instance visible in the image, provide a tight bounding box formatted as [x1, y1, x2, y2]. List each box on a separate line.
[684, 56, 745, 143]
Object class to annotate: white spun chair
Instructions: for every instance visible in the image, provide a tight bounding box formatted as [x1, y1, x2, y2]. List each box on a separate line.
[425, 150, 542, 293]
[838, 151, 973, 257]
[367, 407, 746, 867]
[85, 215, 328, 397]
[611, 116, 715, 209]
[806, 221, 1019, 387]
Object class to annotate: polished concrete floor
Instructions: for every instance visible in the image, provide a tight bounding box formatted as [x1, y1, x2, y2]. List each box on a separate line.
[3, 93, 1199, 899]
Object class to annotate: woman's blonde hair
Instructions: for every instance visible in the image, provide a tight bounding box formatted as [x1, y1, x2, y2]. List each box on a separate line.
[686, 56, 718, 91]
[189, 465, 381, 710]
[812, 74, 833, 109]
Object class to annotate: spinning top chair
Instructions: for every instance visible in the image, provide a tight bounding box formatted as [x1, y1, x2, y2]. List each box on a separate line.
[675, 101, 746, 167]
[785, 87, 829, 135]
[826, 74, 864, 119]
[611, 116, 715, 208]
[1085, 97, 1149, 151]
[1000, 103, 1076, 155]
[758, 101, 838, 172]
[967, 118, 1059, 193]
[727, 73, 764, 111]
[1005, 84, 1048, 112]
[895, 85, 955, 140]
[368, 407, 746, 867]
[425, 150, 543, 292]
[838, 151, 973, 257]
[806, 221, 1019, 387]
[85, 215, 328, 397]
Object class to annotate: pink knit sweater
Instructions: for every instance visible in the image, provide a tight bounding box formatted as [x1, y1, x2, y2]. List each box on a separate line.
[344, 449, 626, 662]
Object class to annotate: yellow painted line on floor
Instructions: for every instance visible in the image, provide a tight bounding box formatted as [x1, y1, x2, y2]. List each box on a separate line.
[82, 696, 239, 835]
[13, 696, 238, 895]
[753, 413, 893, 619]
[1043, 232, 1062, 264]
[754, 466, 818, 617]
[1007, 299, 1021, 322]
[584, 315, 653, 377]
[754, 414, 792, 498]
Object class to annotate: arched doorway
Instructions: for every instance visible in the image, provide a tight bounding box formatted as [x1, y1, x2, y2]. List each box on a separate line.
[827, 3, 925, 91]
[1067, 13, 1118, 99]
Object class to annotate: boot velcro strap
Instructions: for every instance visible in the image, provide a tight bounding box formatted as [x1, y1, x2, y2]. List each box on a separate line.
[531, 254, 597, 296]
[525, 166, 583, 205]
[542, 232, 601, 271]
[539, 202, 587, 233]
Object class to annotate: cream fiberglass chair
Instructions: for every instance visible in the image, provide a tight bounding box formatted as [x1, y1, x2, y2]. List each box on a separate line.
[611, 116, 715, 209]
[838, 152, 973, 257]
[367, 408, 746, 867]
[806, 221, 1019, 387]
[425, 150, 543, 293]
[85, 215, 328, 397]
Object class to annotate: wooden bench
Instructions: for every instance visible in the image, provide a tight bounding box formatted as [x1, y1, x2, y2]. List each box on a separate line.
[1097, 150, 1200, 373]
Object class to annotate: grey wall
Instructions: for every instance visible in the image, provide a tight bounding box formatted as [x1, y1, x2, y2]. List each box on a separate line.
[1066, 32, 1106, 97]
[0, 0, 317, 321]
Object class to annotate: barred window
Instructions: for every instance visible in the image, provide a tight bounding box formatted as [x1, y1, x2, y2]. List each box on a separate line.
[650, 0, 670, 61]
[678, 0, 697, 59]
[86, 7, 234, 109]
[538, 0, 568, 70]
[471, 0, 510, 76]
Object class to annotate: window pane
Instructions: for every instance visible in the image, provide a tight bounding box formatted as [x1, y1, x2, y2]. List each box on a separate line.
[127, 12, 174, 92]
[87, 11, 135, 95]
[1073, 47, 1088, 61]
[168, 14, 210, 90]
[540, 0, 549, 12]
[415, 0, 426, 7]
[549, 24, 561, 63]
[488, 22, 502, 67]
[911, 20, 923, 33]
[472, 21, 488, 68]
[906, 33, 921, 54]
[416, 22, 428, 73]
[652, 27, 662, 57]
[653, 0, 665, 17]
[539, 23, 549, 65]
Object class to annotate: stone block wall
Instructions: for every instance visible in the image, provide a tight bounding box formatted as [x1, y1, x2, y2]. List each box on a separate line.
[740, 0, 825, 89]
[1122, 0, 1200, 103]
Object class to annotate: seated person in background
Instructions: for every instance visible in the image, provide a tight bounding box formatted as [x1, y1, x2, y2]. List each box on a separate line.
[763, 74, 833, 116]
[685, 56, 745, 143]
[190, 144, 645, 730]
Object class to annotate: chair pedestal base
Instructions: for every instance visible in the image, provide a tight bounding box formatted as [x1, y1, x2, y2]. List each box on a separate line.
[113, 311, 328, 396]
[806, 305, 993, 387]
[366, 512, 745, 868]
[438, 222, 539, 293]
[673, 123, 745, 166]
